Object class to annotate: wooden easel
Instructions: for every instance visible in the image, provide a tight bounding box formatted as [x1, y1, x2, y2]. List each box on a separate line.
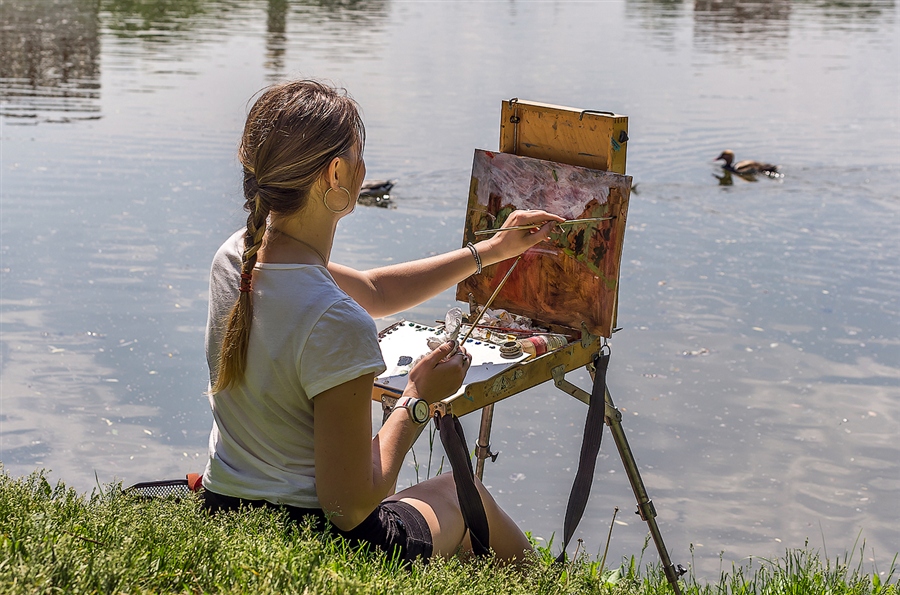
[475, 99, 685, 592]
[374, 99, 685, 592]
[461, 98, 631, 477]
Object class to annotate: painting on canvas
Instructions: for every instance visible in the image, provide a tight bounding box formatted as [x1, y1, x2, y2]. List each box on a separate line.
[456, 149, 632, 338]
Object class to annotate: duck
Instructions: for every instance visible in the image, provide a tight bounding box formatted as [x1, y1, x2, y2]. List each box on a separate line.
[359, 179, 395, 197]
[715, 150, 780, 176]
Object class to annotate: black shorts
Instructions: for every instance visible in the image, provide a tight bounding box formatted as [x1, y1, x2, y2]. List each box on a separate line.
[343, 499, 433, 561]
[202, 490, 433, 561]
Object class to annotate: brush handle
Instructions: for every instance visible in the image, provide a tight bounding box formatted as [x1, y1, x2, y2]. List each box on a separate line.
[458, 256, 522, 345]
[472, 216, 614, 236]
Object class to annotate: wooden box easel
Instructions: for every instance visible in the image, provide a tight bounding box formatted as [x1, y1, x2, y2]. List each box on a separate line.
[373, 98, 633, 424]
[372, 99, 685, 593]
[450, 99, 631, 418]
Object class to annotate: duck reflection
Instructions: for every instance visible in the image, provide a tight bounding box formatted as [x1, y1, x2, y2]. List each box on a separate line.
[712, 168, 770, 185]
[714, 170, 735, 185]
[0, 0, 100, 123]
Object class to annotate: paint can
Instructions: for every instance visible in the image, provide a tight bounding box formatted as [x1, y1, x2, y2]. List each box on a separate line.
[499, 340, 524, 359]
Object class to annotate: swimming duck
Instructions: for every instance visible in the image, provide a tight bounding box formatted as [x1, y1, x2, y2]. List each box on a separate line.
[359, 179, 395, 197]
[715, 150, 779, 176]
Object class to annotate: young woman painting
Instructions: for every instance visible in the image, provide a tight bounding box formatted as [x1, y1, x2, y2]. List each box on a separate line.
[202, 79, 563, 563]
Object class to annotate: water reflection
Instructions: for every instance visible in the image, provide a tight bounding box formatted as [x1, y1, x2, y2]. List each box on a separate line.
[265, 0, 289, 77]
[624, 0, 687, 48]
[0, 0, 100, 123]
[693, 0, 792, 56]
[0, 0, 393, 123]
[266, 0, 392, 77]
[291, 0, 390, 23]
[266, 0, 396, 70]
[626, 0, 896, 50]
[283, 0, 390, 65]
[100, 0, 391, 38]
[800, 0, 896, 24]
[101, 0, 215, 41]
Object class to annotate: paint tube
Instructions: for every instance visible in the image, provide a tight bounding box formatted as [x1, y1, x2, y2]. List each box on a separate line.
[518, 333, 568, 357]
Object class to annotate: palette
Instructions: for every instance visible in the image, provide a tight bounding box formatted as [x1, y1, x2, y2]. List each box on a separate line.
[374, 321, 528, 395]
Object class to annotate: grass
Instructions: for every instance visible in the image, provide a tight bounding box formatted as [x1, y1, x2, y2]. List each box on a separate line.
[0, 469, 896, 595]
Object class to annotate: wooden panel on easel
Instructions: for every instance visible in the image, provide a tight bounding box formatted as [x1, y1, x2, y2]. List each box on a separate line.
[499, 99, 628, 174]
[457, 150, 631, 338]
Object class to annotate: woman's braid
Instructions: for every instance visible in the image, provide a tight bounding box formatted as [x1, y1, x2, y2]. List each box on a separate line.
[241, 169, 269, 281]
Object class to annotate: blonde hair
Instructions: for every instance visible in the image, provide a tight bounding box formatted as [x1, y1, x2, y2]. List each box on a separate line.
[213, 80, 365, 392]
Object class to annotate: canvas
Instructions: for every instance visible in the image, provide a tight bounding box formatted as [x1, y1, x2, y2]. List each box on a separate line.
[457, 149, 632, 338]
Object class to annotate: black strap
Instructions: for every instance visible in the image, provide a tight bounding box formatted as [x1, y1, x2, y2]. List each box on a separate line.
[556, 350, 610, 563]
[436, 413, 491, 556]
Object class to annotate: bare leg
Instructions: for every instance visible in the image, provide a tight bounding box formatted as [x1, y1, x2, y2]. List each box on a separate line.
[386, 472, 532, 562]
[386, 473, 466, 557]
[471, 475, 533, 562]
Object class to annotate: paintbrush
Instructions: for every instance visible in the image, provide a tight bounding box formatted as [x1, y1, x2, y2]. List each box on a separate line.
[437, 322, 570, 337]
[451, 256, 522, 356]
[472, 216, 615, 236]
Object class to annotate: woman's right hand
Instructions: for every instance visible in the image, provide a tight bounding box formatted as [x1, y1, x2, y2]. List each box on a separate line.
[479, 209, 565, 263]
[404, 341, 470, 404]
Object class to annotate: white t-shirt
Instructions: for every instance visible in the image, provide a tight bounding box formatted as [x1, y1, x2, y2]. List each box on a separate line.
[202, 230, 386, 508]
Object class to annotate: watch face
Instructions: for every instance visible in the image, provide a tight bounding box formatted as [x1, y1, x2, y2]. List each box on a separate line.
[413, 400, 430, 423]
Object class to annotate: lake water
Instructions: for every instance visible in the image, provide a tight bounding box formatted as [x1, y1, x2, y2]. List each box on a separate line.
[1, 0, 898, 582]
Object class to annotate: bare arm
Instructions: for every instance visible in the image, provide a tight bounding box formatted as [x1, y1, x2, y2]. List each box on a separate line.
[329, 209, 563, 318]
[314, 342, 467, 531]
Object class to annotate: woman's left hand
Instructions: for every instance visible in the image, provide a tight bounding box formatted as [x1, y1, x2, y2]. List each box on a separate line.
[404, 341, 470, 404]
[479, 209, 565, 264]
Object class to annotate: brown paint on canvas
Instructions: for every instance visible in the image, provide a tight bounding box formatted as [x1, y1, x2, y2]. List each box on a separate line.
[457, 150, 632, 337]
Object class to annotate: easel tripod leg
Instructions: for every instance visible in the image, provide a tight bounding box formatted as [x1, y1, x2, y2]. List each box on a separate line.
[601, 382, 687, 594]
[474, 403, 498, 480]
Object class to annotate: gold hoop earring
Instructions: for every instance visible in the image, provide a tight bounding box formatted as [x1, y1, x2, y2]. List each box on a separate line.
[323, 186, 352, 213]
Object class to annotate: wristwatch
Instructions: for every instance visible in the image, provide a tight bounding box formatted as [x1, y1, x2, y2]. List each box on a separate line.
[394, 396, 430, 424]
